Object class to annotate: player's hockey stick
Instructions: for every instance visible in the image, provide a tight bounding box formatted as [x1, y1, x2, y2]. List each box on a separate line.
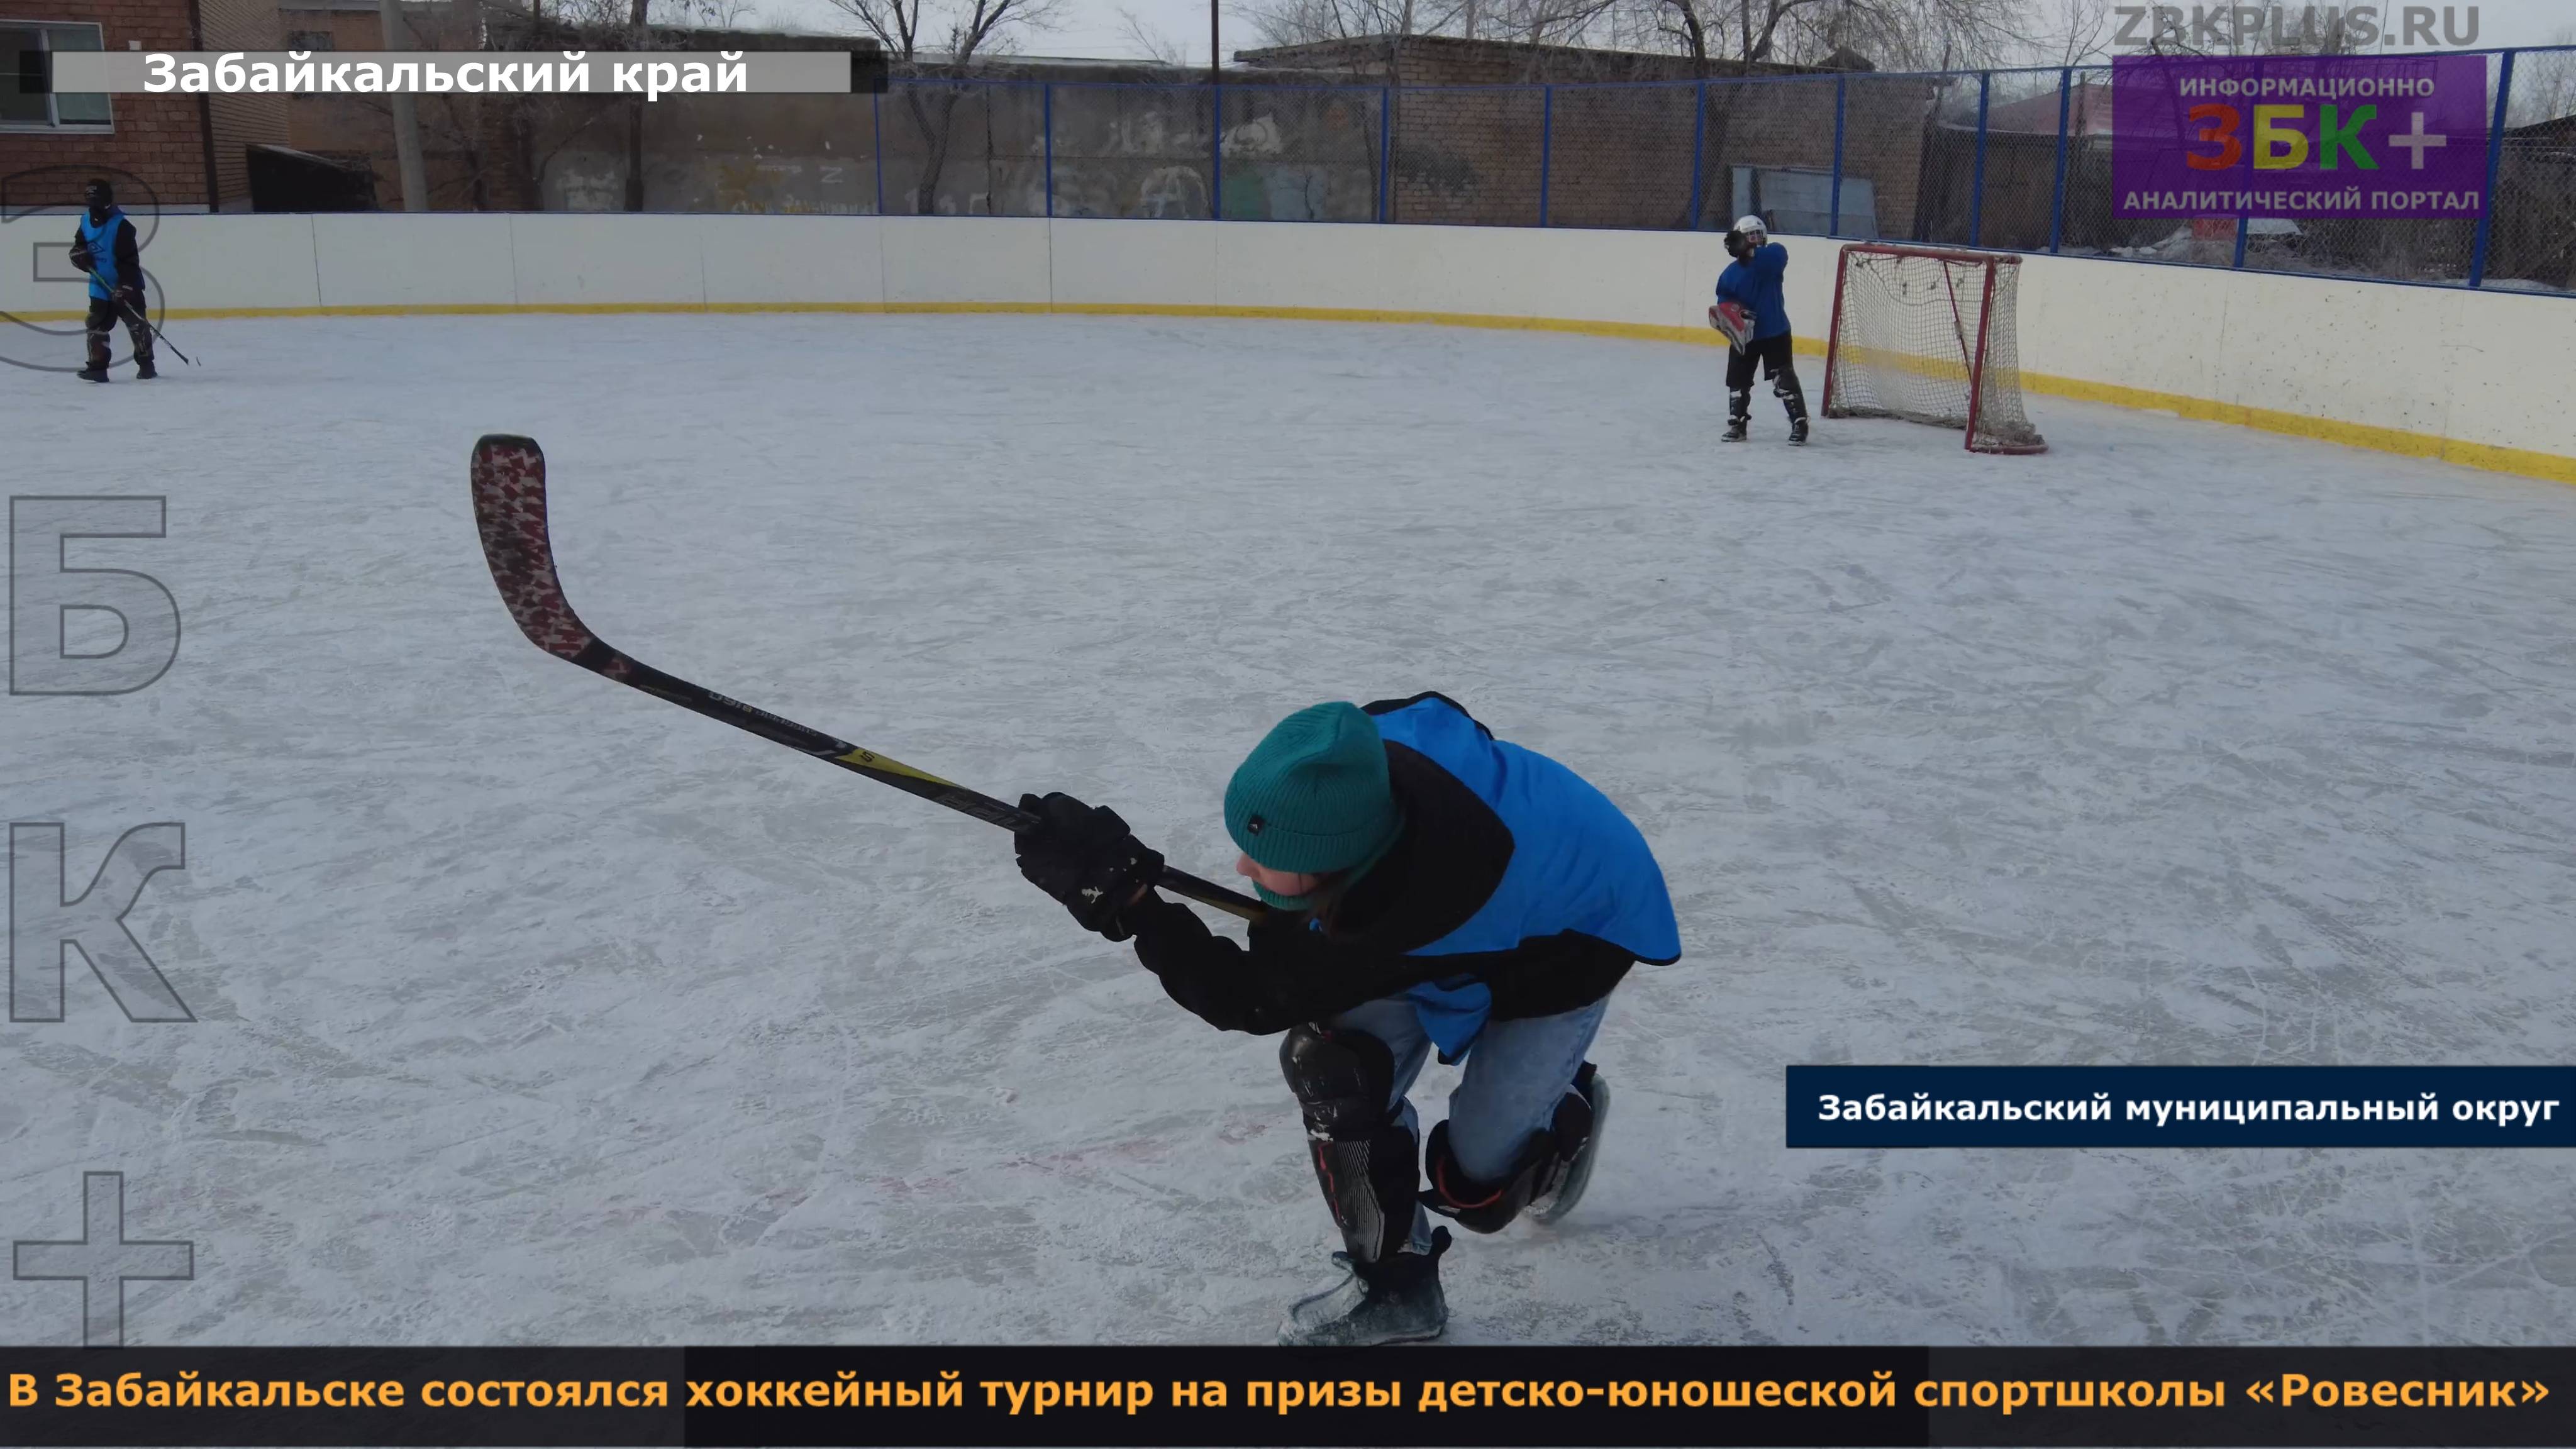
[469, 433, 1268, 924]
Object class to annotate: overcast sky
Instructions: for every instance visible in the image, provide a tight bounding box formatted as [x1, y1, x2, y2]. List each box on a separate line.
[747, 0, 2573, 69]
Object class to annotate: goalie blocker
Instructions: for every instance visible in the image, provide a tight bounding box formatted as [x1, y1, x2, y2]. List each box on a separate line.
[1819, 243, 2045, 455]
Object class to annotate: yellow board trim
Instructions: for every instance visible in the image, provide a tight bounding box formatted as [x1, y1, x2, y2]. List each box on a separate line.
[17, 297, 2568, 486]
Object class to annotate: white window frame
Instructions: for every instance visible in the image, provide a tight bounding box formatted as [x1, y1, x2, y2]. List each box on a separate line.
[1, 20, 113, 133]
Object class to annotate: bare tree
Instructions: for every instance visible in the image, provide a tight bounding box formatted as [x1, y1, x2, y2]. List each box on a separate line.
[1118, 6, 1191, 64]
[822, 0, 1062, 212]
[2028, 0, 2111, 64]
[1601, 0, 2033, 69]
[2509, 28, 2576, 128]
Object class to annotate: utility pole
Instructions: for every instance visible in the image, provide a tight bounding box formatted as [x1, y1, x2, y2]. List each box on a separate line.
[1209, 0, 1221, 220]
[380, 0, 430, 209]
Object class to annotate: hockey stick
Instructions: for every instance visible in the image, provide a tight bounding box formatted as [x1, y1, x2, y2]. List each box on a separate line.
[469, 433, 1269, 924]
[77, 267, 194, 365]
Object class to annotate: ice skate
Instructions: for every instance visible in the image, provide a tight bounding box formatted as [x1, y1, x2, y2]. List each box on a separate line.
[1721, 418, 1749, 442]
[1278, 1229, 1450, 1347]
[136, 355, 157, 380]
[1530, 1063, 1609, 1224]
[1787, 416, 1808, 445]
[77, 360, 108, 382]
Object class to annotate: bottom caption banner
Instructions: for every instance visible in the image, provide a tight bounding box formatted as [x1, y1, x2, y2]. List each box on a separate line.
[0, 1346, 2568, 1446]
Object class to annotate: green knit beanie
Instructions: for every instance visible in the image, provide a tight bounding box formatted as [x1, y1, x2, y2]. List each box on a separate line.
[1225, 702, 1404, 884]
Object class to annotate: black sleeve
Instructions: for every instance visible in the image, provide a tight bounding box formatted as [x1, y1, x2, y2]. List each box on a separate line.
[113, 220, 142, 294]
[1123, 895, 1423, 1037]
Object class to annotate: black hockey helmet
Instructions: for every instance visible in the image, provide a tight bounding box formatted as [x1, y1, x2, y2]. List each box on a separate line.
[83, 177, 114, 213]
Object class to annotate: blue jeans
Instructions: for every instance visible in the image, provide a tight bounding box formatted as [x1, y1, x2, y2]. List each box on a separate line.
[1328, 994, 1609, 1251]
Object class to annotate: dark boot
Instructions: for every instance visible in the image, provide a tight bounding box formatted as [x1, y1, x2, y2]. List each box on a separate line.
[1279, 1228, 1451, 1346]
[1723, 389, 1751, 442]
[77, 360, 109, 382]
[135, 353, 157, 380]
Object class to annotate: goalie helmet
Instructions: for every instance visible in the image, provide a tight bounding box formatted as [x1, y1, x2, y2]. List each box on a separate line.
[1731, 214, 1767, 242]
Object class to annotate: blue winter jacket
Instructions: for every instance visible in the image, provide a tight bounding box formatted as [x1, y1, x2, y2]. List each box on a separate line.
[1715, 241, 1791, 340]
[1128, 693, 1681, 1051]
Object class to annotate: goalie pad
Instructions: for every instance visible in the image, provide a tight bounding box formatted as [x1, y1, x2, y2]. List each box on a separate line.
[1707, 301, 1753, 350]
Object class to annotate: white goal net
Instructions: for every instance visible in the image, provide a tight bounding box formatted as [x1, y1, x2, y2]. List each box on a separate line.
[1821, 244, 2046, 455]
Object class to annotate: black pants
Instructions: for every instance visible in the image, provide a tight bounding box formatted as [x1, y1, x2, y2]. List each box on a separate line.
[85, 294, 152, 370]
[1726, 330, 1798, 392]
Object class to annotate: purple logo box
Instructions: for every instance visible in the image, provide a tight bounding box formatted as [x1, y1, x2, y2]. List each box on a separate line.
[2111, 55, 2489, 219]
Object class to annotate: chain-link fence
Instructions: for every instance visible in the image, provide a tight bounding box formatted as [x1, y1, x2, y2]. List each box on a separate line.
[1218, 86, 1384, 222]
[504, 47, 2576, 295]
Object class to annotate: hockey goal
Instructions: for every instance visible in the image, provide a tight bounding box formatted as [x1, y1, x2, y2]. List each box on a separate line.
[1820, 244, 2046, 455]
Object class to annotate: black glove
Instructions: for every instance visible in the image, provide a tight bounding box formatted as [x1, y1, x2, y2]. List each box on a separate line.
[1014, 792, 1164, 941]
[116, 284, 145, 316]
[69, 242, 94, 275]
[1723, 228, 1748, 260]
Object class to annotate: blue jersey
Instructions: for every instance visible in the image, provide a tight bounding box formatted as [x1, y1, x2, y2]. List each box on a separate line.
[1716, 241, 1791, 340]
[76, 208, 130, 300]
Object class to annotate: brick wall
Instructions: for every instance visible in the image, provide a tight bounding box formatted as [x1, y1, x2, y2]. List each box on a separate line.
[272, 3, 532, 209]
[198, 0, 287, 205]
[0, 0, 210, 208]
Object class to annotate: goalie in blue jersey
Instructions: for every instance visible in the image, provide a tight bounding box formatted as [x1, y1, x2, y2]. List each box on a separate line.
[1713, 214, 1807, 444]
[1011, 694, 1680, 1347]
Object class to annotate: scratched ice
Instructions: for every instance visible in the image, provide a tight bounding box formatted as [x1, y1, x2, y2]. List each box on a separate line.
[3, 313, 2572, 1345]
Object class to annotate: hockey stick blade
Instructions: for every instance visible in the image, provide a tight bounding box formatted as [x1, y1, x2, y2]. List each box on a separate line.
[469, 434, 1267, 924]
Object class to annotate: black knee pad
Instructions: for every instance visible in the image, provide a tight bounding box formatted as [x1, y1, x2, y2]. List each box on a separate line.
[1281, 1024, 1418, 1266]
[1423, 1080, 1596, 1235]
[1280, 1023, 1397, 1135]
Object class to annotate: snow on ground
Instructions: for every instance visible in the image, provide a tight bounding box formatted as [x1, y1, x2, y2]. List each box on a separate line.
[3, 313, 2572, 1346]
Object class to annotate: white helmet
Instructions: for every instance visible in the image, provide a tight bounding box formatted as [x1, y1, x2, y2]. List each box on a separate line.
[1731, 214, 1767, 240]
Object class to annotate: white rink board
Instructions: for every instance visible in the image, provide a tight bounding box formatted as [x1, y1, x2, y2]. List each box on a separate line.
[1050, 219, 1217, 309]
[313, 213, 518, 310]
[42, 212, 2572, 474]
[509, 214, 708, 307]
[702, 214, 886, 308]
[879, 216, 1050, 306]
[3, 313, 2573, 1345]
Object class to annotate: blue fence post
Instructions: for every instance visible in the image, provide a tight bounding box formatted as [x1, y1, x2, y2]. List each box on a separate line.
[1042, 84, 1054, 218]
[1828, 74, 1846, 236]
[1379, 86, 1392, 223]
[872, 87, 886, 216]
[2047, 67, 2072, 253]
[1211, 80, 1224, 220]
[2231, 215, 2250, 268]
[1687, 78, 1706, 230]
[2469, 49, 2516, 287]
[1969, 71, 1990, 247]
[1538, 84, 1553, 226]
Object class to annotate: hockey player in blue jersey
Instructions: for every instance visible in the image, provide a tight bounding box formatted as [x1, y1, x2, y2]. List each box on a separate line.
[1011, 693, 1680, 1346]
[68, 179, 153, 382]
[1714, 214, 1806, 443]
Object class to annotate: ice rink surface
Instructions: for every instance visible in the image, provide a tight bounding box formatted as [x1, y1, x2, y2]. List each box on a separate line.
[4, 313, 2573, 1346]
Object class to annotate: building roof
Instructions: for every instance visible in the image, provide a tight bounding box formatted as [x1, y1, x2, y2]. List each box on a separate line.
[1233, 32, 1838, 80]
[1984, 77, 2112, 135]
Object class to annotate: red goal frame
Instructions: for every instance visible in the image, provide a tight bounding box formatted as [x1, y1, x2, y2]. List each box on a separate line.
[1820, 243, 2046, 456]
